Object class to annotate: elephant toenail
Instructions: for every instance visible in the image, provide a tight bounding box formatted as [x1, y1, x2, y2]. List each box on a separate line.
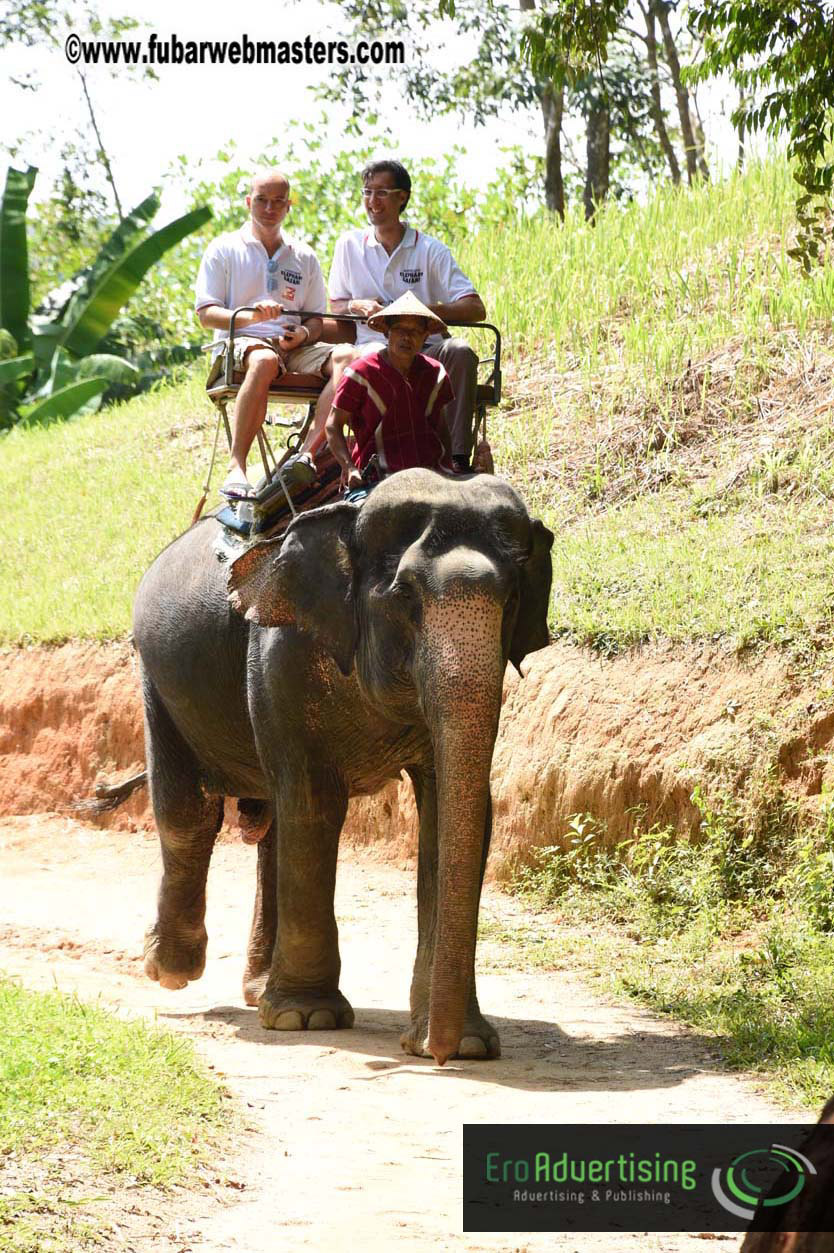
[457, 1035, 489, 1059]
[272, 1009, 305, 1030]
[307, 1009, 337, 1030]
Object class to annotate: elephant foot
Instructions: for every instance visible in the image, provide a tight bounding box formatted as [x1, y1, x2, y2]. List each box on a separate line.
[236, 798, 272, 846]
[143, 924, 207, 990]
[258, 986, 355, 1031]
[242, 966, 269, 1008]
[401, 1008, 501, 1061]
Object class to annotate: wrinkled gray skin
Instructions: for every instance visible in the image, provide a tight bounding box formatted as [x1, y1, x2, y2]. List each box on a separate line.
[133, 469, 553, 1065]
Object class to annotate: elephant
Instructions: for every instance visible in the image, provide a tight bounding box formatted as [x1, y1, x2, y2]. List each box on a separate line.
[132, 468, 553, 1065]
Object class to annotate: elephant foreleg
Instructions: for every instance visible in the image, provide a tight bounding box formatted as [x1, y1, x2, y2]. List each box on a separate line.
[141, 673, 223, 990]
[402, 767, 500, 1059]
[258, 767, 354, 1031]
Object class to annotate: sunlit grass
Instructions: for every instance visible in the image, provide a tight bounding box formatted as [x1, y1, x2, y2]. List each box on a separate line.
[0, 975, 229, 1249]
[498, 798, 834, 1112]
[0, 374, 223, 642]
[460, 157, 834, 366]
[0, 976, 226, 1181]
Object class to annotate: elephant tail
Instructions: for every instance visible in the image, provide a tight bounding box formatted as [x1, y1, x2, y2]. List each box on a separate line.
[71, 769, 148, 816]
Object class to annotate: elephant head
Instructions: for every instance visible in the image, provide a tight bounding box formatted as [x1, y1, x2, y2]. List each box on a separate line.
[228, 469, 553, 1064]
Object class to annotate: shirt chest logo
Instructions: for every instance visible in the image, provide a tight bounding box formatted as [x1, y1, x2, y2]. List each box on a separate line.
[280, 269, 302, 286]
[399, 268, 423, 285]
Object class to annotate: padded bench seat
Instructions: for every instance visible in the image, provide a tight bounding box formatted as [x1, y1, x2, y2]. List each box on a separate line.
[204, 309, 502, 487]
[207, 371, 326, 406]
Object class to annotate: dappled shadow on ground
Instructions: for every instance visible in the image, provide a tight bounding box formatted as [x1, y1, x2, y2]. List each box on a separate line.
[154, 1001, 712, 1095]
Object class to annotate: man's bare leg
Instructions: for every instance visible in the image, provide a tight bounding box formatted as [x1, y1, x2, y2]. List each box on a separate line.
[300, 344, 358, 455]
[227, 348, 281, 483]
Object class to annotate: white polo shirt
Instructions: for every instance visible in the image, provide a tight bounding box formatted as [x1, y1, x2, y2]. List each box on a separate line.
[195, 222, 327, 354]
[328, 225, 478, 346]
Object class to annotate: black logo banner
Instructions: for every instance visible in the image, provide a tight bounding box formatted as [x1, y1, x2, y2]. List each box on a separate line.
[463, 1124, 834, 1233]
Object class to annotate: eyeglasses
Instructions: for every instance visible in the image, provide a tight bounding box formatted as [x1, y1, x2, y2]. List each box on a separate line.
[361, 187, 403, 201]
[266, 258, 279, 292]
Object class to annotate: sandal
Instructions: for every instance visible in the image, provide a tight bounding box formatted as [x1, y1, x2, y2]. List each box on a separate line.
[220, 469, 254, 500]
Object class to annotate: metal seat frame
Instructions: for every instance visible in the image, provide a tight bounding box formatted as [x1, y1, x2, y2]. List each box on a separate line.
[206, 306, 503, 482]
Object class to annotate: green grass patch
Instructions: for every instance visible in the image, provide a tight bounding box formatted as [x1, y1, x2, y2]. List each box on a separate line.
[496, 798, 834, 1112]
[0, 976, 228, 1249]
[0, 1192, 109, 1253]
[0, 976, 226, 1180]
[460, 156, 834, 368]
[0, 374, 224, 643]
[550, 494, 834, 651]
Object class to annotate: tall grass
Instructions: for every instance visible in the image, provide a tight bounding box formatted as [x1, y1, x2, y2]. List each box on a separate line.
[460, 157, 834, 372]
[0, 375, 217, 642]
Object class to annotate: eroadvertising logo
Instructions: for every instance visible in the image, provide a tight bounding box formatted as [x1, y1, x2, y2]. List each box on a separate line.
[711, 1143, 816, 1220]
[462, 1124, 832, 1233]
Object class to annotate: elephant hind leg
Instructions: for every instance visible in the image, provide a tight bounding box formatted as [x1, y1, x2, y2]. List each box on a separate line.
[141, 669, 223, 990]
[243, 819, 276, 1006]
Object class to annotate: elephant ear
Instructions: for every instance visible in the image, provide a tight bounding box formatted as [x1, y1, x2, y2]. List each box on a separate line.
[227, 502, 360, 675]
[509, 517, 554, 672]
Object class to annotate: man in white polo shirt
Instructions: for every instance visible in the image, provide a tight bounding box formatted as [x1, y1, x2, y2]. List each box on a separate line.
[325, 158, 486, 474]
[195, 168, 346, 498]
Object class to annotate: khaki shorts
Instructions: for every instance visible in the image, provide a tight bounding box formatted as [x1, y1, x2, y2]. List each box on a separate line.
[207, 335, 333, 385]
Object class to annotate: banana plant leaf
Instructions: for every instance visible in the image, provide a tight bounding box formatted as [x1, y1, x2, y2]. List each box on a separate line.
[20, 377, 109, 425]
[75, 353, 140, 383]
[39, 192, 160, 322]
[134, 342, 205, 368]
[60, 204, 212, 359]
[0, 166, 37, 351]
[30, 316, 64, 370]
[29, 348, 139, 400]
[0, 354, 34, 384]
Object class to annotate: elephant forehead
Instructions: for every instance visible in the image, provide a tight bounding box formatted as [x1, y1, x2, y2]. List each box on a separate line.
[355, 471, 529, 551]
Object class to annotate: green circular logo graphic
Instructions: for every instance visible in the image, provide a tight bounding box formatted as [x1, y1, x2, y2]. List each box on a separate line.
[711, 1144, 816, 1220]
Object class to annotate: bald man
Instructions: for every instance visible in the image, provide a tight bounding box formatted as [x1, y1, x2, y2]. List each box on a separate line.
[196, 170, 348, 499]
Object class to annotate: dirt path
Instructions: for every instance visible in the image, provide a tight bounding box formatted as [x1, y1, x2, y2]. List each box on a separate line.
[0, 815, 805, 1252]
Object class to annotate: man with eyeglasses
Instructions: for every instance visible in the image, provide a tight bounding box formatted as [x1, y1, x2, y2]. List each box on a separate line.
[325, 158, 486, 474]
[196, 169, 347, 498]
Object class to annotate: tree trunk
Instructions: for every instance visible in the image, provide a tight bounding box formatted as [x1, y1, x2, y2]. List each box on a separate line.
[691, 90, 710, 180]
[584, 101, 610, 221]
[737, 88, 747, 171]
[654, 0, 699, 183]
[541, 83, 565, 218]
[77, 69, 124, 221]
[520, 0, 566, 219]
[640, 1, 681, 184]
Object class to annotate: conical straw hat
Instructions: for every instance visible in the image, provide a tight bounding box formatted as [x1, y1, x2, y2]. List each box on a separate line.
[366, 290, 447, 335]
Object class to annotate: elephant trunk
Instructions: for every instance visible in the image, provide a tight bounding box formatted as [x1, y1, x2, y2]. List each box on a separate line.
[416, 563, 506, 1066]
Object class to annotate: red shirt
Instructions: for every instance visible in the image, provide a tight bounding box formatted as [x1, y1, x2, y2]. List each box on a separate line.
[333, 350, 454, 473]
